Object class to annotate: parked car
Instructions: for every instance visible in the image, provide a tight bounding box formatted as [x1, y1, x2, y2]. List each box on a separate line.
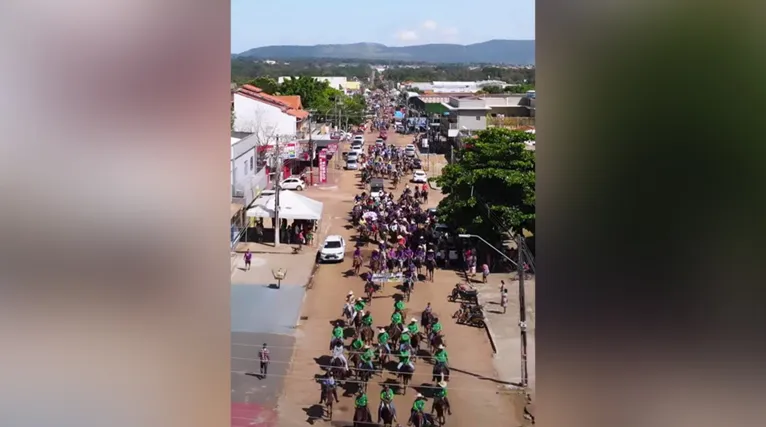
[404, 144, 416, 157]
[280, 177, 306, 191]
[345, 158, 359, 170]
[318, 235, 345, 263]
[412, 170, 428, 183]
[353, 135, 364, 144]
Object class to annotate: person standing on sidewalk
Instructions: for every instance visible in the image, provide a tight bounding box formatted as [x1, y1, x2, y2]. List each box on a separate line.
[244, 249, 252, 271]
[500, 289, 509, 314]
[259, 343, 270, 377]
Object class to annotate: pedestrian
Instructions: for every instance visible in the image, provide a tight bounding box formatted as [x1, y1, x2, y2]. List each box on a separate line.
[482, 263, 490, 283]
[298, 229, 305, 247]
[259, 343, 270, 377]
[500, 289, 509, 314]
[469, 253, 477, 277]
[244, 249, 252, 271]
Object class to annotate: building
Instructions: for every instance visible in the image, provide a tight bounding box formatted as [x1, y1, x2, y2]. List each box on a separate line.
[439, 97, 492, 137]
[401, 80, 509, 94]
[232, 85, 309, 144]
[230, 134, 269, 248]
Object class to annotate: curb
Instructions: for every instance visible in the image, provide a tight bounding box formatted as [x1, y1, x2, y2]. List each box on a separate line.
[294, 261, 320, 329]
[477, 293, 499, 354]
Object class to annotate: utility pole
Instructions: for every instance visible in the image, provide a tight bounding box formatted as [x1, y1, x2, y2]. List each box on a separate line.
[273, 136, 281, 246]
[517, 234, 528, 388]
[308, 115, 314, 187]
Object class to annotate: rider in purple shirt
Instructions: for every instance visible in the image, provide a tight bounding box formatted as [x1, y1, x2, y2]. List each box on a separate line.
[403, 248, 413, 259]
[354, 247, 361, 257]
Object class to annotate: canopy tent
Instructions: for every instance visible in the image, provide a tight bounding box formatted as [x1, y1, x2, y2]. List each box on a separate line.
[246, 190, 323, 220]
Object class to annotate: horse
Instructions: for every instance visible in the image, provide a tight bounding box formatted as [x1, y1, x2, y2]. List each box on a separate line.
[429, 333, 446, 356]
[348, 351, 360, 377]
[365, 281, 377, 304]
[330, 357, 347, 382]
[353, 255, 363, 275]
[387, 322, 402, 344]
[402, 278, 412, 302]
[370, 257, 381, 273]
[432, 362, 449, 383]
[410, 331, 423, 353]
[379, 401, 396, 427]
[353, 405, 373, 427]
[357, 361, 373, 392]
[421, 311, 434, 335]
[432, 397, 448, 425]
[410, 410, 436, 427]
[425, 259, 435, 282]
[398, 364, 414, 395]
[360, 325, 375, 346]
[377, 343, 390, 366]
[414, 256, 423, 275]
[321, 386, 334, 420]
[352, 312, 363, 331]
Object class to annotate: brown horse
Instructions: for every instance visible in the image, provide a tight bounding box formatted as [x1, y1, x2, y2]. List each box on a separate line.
[398, 364, 414, 395]
[429, 333, 446, 355]
[411, 331, 423, 353]
[353, 405, 372, 427]
[321, 386, 334, 420]
[370, 257, 381, 272]
[410, 410, 436, 427]
[353, 255, 363, 275]
[432, 397, 448, 425]
[360, 325, 374, 346]
[387, 322, 402, 344]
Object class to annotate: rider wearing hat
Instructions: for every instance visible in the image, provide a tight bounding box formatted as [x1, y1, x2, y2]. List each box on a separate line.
[410, 393, 427, 421]
[319, 371, 340, 404]
[378, 384, 397, 423]
[429, 317, 442, 341]
[332, 320, 345, 340]
[391, 310, 403, 327]
[359, 344, 375, 371]
[407, 318, 419, 336]
[433, 380, 452, 415]
[377, 327, 391, 354]
[433, 344, 449, 373]
[394, 299, 405, 313]
[361, 310, 373, 327]
[396, 345, 414, 371]
[351, 334, 365, 354]
[355, 390, 371, 420]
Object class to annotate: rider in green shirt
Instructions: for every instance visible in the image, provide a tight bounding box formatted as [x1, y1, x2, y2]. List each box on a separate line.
[332, 324, 345, 339]
[396, 348, 414, 371]
[434, 344, 448, 365]
[407, 318, 419, 335]
[429, 317, 442, 341]
[351, 336, 364, 352]
[433, 380, 452, 415]
[362, 311, 373, 327]
[353, 300, 366, 321]
[391, 311, 403, 326]
[378, 384, 398, 423]
[377, 328, 391, 353]
[394, 299, 405, 312]
[398, 331, 411, 352]
[355, 391, 368, 408]
[410, 393, 427, 421]
[359, 344, 375, 371]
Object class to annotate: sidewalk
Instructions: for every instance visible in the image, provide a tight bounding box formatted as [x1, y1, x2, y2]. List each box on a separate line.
[473, 273, 536, 394]
[231, 252, 316, 286]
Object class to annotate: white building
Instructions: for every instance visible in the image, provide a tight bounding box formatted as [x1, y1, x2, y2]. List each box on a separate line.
[232, 85, 308, 145]
[404, 80, 510, 94]
[231, 134, 268, 208]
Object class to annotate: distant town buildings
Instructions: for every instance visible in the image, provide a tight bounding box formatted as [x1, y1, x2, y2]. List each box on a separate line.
[400, 80, 510, 94]
[277, 76, 361, 95]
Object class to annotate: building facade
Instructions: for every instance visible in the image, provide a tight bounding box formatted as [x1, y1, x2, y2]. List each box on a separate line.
[232, 85, 308, 145]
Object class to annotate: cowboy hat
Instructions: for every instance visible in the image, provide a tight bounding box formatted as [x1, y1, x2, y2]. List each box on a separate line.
[378, 328, 386, 333]
[364, 344, 371, 348]
[438, 344, 444, 349]
[438, 380, 447, 388]
[410, 318, 417, 323]
[416, 393, 424, 398]
[347, 291, 354, 296]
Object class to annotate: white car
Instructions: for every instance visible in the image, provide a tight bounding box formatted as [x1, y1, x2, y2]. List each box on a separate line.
[404, 144, 416, 157]
[352, 135, 365, 144]
[350, 144, 364, 155]
[279, 176, 306, 191]
[345, 158, 359, 170]
[318, 235, 345, 262]
[412, 170, 428, 183]
[346, 152, 359, 162]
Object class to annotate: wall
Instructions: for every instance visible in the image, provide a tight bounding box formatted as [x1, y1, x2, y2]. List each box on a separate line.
[233, 94, 297, 144]
[456, 110, 488, 131]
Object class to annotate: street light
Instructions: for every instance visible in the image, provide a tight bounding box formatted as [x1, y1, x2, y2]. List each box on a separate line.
[458, 234, 517, 267]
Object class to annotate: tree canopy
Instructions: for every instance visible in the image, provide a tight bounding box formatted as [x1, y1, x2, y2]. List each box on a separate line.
[383, 65, 534, 84]
[436, 128, 535, 245]
[273, 76, 366, 126]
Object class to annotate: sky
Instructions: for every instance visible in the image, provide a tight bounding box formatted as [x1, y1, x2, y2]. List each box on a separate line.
[231, 0, 535, 53]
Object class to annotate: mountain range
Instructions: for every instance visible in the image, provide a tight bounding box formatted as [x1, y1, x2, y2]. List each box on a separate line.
[235, 40, 534, 65]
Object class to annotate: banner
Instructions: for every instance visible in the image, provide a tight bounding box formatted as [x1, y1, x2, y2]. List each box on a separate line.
[285, 142, 297, 159]
[371, 272, 403, 283]
[319, 149, 328, 183]
[328, 143, 339, 154]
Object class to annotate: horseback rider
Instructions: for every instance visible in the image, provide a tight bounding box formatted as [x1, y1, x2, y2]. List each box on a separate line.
[343, 291, 355, 318]
[394, 298, 405, 313]
[433, 344, 449, 373]
[378, 384, 397, 423]
[410, 393, 427, 422]
[359, 344, 375, 372]
[433, 380, 452, 415]
[398, 331, 413, 353]
[391, 310, 404, 330]
[396, 346, 414, 371]
[361, 310, 374, 328]
[377, 327, 391, 354]
[429, 317, 442, 342]
[354, 390, 371, 419]
[407, 318, 420, 336]
[330, 339, 349, 372]
[331, 320, 344, 341]
[351, 299, 366, 323]
[319, 371, 340, 403]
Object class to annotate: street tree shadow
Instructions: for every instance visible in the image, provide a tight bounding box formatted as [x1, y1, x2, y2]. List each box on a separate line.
[302, 405, 324, 424]
[448, 365, 521, 387]
[413, 382, 436, 398]
[314, 355, 332, 371]
[488, 309, 505, 314]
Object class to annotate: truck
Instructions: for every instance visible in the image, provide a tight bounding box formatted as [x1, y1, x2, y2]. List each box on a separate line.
[369, 178, 385, 199]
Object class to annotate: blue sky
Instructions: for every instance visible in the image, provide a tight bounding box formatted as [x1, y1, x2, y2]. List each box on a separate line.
[231, 0, 535, 53]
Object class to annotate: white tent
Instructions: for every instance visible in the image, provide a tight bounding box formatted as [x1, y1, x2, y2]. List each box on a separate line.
[246, 190, 323, 220]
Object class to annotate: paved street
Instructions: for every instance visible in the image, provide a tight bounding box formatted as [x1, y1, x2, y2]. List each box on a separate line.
[275, 130, 521, 426]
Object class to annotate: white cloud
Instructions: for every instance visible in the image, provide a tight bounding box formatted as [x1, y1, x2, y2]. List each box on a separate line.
[421, 20, 438, 30]
[395, 30, 418, 42]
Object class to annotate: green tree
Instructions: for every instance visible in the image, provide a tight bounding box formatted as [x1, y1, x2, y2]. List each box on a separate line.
[278, 76, 330, 109]
[481, 85, 505, 94]
[436, 128, 535, 245]
[504, 83, 535, 93]
[245, 76, 280, 94]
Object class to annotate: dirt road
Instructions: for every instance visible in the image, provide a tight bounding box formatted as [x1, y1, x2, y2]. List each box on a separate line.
[277, 129, 519, 426]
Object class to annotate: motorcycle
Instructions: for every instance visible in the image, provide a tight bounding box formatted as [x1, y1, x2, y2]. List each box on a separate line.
[448, 283, 479, 304]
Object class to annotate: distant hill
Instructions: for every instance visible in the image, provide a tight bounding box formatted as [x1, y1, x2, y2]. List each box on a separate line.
[236, 40, 534, 65]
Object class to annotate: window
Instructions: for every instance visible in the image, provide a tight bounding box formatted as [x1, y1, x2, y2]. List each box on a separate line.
[476, 116, 481, 120]
[250, 156, 254, 170]
[324, 241, 342, 249]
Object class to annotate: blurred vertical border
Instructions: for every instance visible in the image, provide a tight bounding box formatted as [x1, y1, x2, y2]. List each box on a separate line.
[0, 1, 231, 427]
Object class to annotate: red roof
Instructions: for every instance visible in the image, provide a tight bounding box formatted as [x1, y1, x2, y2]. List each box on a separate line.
[237, 85, 309, 120]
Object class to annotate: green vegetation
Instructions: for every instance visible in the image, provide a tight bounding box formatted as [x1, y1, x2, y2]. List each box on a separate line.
[232, 58, 371, 84]
[383, 65, 534, 84]
[436, 128, 535, 245]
